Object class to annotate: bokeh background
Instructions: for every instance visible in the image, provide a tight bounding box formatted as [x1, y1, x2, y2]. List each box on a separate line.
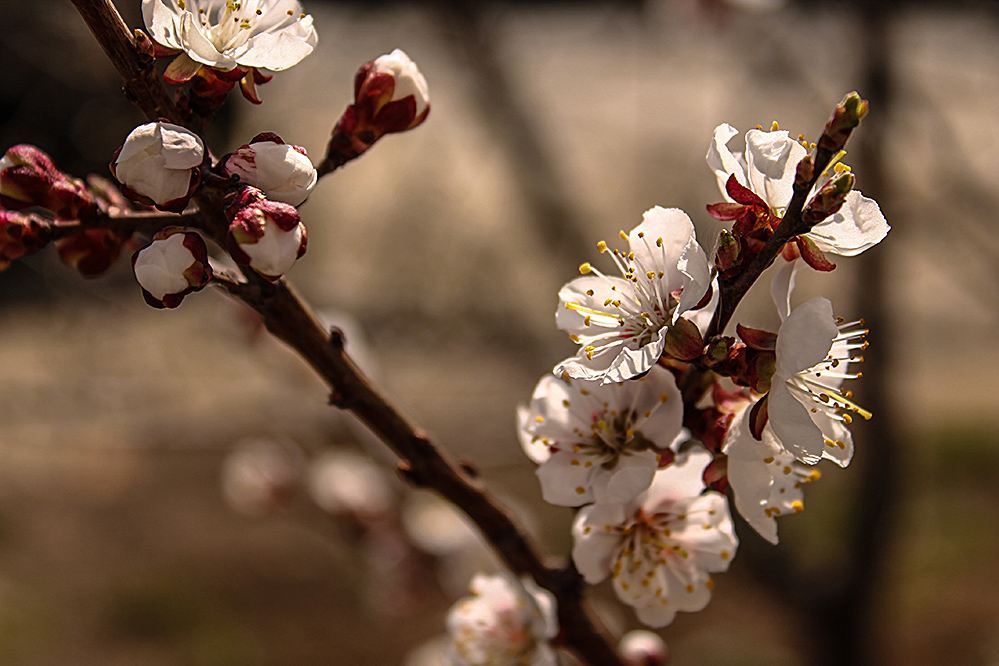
[1, 0, 998, 664]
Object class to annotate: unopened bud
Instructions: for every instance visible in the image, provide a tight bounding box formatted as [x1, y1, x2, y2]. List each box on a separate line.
[224, 133, 317, 206]
[325, 49, 430, 170]
[619, 630, 669, 666]
[802, 171, 855, 225]
[111, 121, 204, 211]
[56, 228, 131, 277]
[794, 153, 814, 190]
[132, 227, 212, 309]
[819, 92, 869, 153]
[714, 229, 740, 271]
[226, 187, 307, 280]
[0, 210, 51, 270]
[0, 145, 97, 220]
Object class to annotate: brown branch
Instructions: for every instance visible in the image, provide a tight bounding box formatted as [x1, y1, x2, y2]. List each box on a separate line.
[217, 272, 625, 666]
[50, 209, 202, 240]
[71, 2, 627, 664]
[69, 0, 180, 124]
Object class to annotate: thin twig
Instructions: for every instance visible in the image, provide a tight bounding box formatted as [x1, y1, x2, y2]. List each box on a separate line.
[50, 209, 202, 239]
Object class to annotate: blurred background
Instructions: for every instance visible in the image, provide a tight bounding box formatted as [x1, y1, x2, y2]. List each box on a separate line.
[1, 0, 999, 664]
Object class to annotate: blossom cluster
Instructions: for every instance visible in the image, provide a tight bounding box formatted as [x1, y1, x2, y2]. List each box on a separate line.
[0, 0, 430, 310]
[511, 105, 889, 636]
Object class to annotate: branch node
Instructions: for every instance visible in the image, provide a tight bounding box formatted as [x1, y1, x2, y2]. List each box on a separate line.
[459, 458, 479, 478]
[328, 390, 349, 408]
[329, 326, 345, 350]
[396, 459, 423, 487]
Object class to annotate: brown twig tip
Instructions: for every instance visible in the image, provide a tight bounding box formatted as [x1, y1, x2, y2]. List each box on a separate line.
[459, 458, 480, 478]
[327, 389, 348, 408]
[396, 460, 422, 486]
[329, 326, 345, 350]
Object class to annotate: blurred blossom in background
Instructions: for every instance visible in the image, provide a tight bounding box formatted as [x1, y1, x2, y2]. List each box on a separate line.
[0, 0, 998, 664]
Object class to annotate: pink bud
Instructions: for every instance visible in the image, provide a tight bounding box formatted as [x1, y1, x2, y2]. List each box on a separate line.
[111, 122, 204, 211]
[132, 227, 212, 309]
[0, 210, 52, 270]
[365, 49, 430, 123]
[226, 187, 307, 280]
[56, 228, 131, 278]
[0, 145, 97, 220]
[325, 49, 430, 169]
[224, 133, 317, 206]
[619, 630, 669, 666]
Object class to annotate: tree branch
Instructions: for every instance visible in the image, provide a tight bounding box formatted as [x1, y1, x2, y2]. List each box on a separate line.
[217, 272, 625, 666]
[72, 2, 626, 664]
[69, 0, 180, 124]
[50, 209, 202, 239]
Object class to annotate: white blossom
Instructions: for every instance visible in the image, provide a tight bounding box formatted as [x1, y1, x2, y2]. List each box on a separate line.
[517, 366, 683, 507]
[706, 123, 889, 257]
[112, 121, 203, 208]
[555, 206, 711, 384]
[572, 447, 737, 627]
[224, 135, 317, 206]
[306, 449, 394, 519]
[765, 262, 869, 466]
[143, 0, 318, 77]
[446, 573, 558, 666]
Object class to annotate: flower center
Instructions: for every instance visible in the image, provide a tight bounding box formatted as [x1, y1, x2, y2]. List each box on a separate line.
[570, 409, 655, 469]
[786, 317, 872, 442]
[184, 1, 308, 54]
[566, 231, 681, 359]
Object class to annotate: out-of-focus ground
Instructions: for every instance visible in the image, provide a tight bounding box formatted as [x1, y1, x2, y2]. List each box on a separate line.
[1, 1, 998, 664]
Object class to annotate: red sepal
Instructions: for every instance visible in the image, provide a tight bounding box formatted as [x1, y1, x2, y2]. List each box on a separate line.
[796, 235, 836, 271]
[749, 393, 769, 441]
[736, 323, 777, 351]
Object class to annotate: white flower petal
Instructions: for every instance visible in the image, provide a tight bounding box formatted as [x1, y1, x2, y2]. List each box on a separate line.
[238, 28, 316, 70]
[745, 129, 807, 211]
[808, 190, 890, 256]
[768, 382, 824, 465]
[572, 504, 629, 583]
[774, 297, 836, 377]
[536, 450, 597, 506]
[706, 123, 745, 200]
[770, 259, 799, 322]
[593, 449, 660, 505]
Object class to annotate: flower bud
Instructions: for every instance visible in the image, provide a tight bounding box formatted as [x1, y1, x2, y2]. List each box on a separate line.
[819, 91, 869, 153]
[362, 49, 430, 124]
[226, 187, 306, 279]
[224, 133, 317, 206]
[132, 227, 212, 309]
[56, 228, 132, 278]
[0, 145, 97, 220]
[325, 49, 430, 170]
[111, 122, 204, 211]
[0, 210, 52, 270]
[618, 630, 669, 666]
[802, 170, 855, 225]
